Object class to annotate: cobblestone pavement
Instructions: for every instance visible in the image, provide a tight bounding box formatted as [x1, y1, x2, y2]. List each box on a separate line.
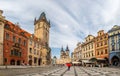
[0, 66, 120, 76]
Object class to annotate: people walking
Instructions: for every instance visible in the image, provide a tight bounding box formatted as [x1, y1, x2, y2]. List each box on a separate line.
[66, 63, 72, 70]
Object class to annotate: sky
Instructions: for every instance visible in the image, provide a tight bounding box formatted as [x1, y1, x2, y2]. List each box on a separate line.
[1, 0, 120, 58]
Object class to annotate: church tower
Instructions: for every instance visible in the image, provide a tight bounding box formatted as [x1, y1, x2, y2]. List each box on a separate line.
[60, 46, 64, 59]
[0, 9, 5, 65]
[34, 12, 51, 65]
[65, 45, 70, 58]
[34, 12, 50, 46]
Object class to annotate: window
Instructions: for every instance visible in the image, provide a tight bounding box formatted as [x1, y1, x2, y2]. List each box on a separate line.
[5, 24, 10, 29]
[101, 42, 103, 46]
[34, 49, 36, 54]
[30, 40, 32, 45]
[101, 51, 103, 54]
[34, 57, 37, 63]
[11, 50, 14, 55]
[34, 42, 36, 47]
[92, 53, 93, 56]
[13, 36, 16, 42]
[6, 33, 9, 40]
[23, 40, 26, 46]
[37, 50, 39, 55]
[105, 49, 107, 54]
[11, 49, 21, 57]
[97, 51, 99, 55]
[112, 45, 115, 51]
[19, 52, 21, 57]
[118, 35, 120, 50]
[29, 48, 32, 53]
[18, 38, 21, 44]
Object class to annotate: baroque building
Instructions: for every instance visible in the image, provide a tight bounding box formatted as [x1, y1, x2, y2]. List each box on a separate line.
[56, 46, 71, 64]
[3, 21, 28, 65]
[95, 30, 108, 60]
[108, 25, 120, 66]
[72, 42, 82, 62]
[81, 35, 95, 63]
[28, 34, 42, 66]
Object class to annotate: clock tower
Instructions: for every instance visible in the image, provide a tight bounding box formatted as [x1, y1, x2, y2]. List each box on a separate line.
[34, 12, 51, 65]
[34, 12, 50, 46]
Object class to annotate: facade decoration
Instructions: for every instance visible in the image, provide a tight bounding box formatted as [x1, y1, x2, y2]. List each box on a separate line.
[108, 25, 120, 66]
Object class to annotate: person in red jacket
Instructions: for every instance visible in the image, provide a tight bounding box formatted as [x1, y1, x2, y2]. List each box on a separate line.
[66, 63, 72, 70]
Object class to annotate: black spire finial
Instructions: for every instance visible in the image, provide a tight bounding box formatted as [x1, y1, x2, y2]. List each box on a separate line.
[66, 45, 69, 51]
[34, 17, 37, 24]
[39, 12, 46, 20]
[49, 20, 50, 25]
[61, 46, 64, 52]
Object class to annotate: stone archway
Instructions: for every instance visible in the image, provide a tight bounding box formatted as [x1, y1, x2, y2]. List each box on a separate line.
[10, 59, 15, 65]
[111, 56, 119, 66]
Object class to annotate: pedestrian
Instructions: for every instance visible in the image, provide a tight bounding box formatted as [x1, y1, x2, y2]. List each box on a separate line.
[66, 63, 71, 70]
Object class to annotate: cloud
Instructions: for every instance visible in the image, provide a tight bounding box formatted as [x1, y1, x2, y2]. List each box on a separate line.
[1, 0, 120, 58]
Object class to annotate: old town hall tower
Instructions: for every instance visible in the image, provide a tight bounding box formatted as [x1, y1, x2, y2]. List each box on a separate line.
[34, 12, 51, 65]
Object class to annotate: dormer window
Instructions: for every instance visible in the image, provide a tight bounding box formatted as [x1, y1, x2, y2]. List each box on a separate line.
[21, 32, 24, 35]
[5, 24, 10, 29]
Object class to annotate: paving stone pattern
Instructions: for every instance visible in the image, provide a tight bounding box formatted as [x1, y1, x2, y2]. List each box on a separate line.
[0, 66, 120, 76]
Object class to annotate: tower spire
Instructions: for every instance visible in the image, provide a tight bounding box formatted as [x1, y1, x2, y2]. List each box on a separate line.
[66, 45, 69, 51]
[61, 46, 64, 52]
[34, 17, 37, 25]
[39, 12, 46, 20]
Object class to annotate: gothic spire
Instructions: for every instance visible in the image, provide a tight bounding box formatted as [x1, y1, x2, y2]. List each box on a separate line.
[34, 17, 37, 25]
[39, 12, 46, 20]
[61, 46, 64, 52]
[66, 45, 69, 51]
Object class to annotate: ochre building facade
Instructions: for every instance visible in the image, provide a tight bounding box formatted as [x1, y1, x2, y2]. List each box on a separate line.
[95, 30, 108, 60]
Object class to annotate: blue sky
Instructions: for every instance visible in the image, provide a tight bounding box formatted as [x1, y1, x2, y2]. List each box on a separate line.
[1, 0, 120, 58]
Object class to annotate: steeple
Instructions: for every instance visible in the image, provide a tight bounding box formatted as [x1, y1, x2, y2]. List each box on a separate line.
[66, 45, 69, 51]
[61, 46, 64, 52]
[34, 17, 36, 25]
[39, 12, 46, 20]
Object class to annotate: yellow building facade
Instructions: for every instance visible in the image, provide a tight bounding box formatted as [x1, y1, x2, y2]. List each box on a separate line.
[28, 34, 42, 66]
[72, 42, 82, 62]
[82, 35, 95, 62]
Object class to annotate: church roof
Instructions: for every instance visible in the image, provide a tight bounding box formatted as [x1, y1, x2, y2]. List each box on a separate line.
[61, 46, 64, 52]
[39, 12, 46, 20]
[34, 12, 50, 27]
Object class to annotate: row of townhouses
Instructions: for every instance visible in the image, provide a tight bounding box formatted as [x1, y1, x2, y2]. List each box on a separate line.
[72, 26, 120, 66]
[0, 9, 51, 66]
